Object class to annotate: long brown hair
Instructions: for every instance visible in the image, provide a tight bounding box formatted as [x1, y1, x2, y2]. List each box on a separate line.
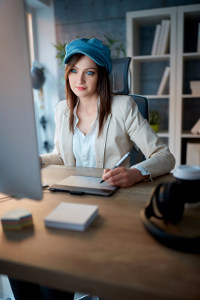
[65, 53, 111, 136]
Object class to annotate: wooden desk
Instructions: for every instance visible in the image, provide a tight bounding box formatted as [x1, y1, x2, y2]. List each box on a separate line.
[0, 165, 200, 300]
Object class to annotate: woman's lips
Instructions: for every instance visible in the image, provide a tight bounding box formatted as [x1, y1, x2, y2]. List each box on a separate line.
[76, 87, 86, 91]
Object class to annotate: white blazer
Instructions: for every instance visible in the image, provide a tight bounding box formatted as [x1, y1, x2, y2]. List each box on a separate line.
[41, 95, 175, 178]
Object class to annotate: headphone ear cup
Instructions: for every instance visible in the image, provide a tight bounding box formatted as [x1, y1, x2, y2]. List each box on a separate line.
[156, 182, 185, 224]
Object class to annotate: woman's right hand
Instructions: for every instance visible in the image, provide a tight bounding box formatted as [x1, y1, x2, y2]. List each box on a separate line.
[102, 166, 149, 188]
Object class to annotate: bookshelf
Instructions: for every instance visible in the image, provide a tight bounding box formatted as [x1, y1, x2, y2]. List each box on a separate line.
[176, 4, 200, 166]
[126, 4, 200, 166]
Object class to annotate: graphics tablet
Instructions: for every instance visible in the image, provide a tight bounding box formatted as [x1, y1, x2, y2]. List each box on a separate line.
[49, 175, 118, 197]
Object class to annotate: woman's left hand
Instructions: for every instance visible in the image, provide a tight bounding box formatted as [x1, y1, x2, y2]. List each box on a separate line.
[102, 167, 148, 188]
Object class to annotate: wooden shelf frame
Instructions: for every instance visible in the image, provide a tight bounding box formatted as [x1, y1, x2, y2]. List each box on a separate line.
[126, 4, 200, 166]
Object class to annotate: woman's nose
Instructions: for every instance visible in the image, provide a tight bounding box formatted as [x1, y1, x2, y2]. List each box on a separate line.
[76, 72, 85, 83]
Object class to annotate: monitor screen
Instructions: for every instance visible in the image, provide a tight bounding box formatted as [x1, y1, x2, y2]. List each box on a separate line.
[0, 0, 42, 200]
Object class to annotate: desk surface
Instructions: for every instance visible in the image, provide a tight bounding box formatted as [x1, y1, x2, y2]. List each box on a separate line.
[0, 165, 200, 300]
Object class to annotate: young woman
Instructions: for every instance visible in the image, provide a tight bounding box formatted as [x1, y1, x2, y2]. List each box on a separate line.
[10, 37, 175, 300]
[40, 37, 175, 185]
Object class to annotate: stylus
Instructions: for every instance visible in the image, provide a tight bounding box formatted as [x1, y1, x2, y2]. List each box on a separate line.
[100, 152, 130, 184]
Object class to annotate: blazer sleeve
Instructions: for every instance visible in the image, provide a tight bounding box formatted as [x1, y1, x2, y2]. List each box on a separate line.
[40, 101, 65, 165]
[124, 97, 175, 178]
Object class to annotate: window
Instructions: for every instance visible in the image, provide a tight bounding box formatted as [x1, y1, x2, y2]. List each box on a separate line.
[26, 12, 35, 65]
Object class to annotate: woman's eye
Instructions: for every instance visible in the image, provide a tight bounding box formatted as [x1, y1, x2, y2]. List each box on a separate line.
[71, 69, 77, 73]
[87, 71, 95, 75]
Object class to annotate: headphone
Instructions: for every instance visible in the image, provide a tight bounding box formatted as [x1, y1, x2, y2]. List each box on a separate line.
[141, 181, 200, 253]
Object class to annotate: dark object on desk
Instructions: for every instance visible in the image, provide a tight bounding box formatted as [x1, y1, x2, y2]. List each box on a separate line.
[141, 165, 200, 253]
[49, 175, 118, 197]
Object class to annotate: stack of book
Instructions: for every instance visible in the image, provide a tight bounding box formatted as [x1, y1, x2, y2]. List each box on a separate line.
[151, 19, 170, 55]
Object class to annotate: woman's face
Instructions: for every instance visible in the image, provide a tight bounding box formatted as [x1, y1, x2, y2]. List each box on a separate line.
[68, 55, 98, 100]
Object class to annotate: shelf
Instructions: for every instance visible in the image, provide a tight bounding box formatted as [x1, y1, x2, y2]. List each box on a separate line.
[182, 94, 200, 98]
[181, 132, 200, 138]
[183, 52, 200, 59]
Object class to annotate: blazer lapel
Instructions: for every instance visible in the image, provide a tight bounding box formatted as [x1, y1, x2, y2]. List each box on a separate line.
[95, 114, 111, 168]
[61, 110, 76, 166]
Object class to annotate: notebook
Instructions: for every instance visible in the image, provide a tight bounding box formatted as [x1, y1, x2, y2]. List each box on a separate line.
[44, 202, 98, 231]
[49, 175, 118, 197]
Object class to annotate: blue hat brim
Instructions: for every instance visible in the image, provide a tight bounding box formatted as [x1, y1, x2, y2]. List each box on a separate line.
[64, 49, 111, 74]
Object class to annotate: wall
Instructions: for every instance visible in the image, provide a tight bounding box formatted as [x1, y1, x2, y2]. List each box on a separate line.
[53, 0, 200, 99]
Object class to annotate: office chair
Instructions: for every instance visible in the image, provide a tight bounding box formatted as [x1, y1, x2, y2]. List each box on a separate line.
[110, 56, 149, 166]
[75, 58, 149, 300]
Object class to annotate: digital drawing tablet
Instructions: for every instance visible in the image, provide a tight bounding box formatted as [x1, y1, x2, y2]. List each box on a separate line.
[49, 175, 118, 197]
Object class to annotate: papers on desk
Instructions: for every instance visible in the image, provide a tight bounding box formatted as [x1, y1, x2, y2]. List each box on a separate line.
[49, 175, 118, 197]
[44, 202, 98, 231]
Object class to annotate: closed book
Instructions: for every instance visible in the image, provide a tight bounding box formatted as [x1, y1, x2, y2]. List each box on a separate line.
[44, 202, 98, 231]
[160, 20, 170, 54]
[157, 66, 170, 95]
[151, 24, 161, 55]
[157, 20, 170, 55]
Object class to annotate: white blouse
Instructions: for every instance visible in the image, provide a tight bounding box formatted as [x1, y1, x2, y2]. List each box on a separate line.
[72, 103, 97, 168]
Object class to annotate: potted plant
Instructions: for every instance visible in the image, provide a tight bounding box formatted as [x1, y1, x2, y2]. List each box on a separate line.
[53, 41, 66, 65]
[149, 110, 160, 132]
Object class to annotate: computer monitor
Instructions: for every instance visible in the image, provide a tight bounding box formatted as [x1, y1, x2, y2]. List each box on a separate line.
[0, 0, 42, 200]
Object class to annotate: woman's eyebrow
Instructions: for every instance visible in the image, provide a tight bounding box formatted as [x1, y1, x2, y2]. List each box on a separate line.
[73, 66, 97, 70]
[85, 67, 98, 71]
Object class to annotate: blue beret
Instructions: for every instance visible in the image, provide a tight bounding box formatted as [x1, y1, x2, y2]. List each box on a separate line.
[64, 38, 112, 74]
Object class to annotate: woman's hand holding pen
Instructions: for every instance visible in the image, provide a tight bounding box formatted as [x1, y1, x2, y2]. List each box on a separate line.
[102, 167, 149, 188]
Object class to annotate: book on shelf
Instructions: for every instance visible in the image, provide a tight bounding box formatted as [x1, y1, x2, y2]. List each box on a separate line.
[191, 118, 200, 134]
[157, 66, 170, 95]
[151, 20, 170, 55]
[186, 142, 200, 166]
[197, 22, 200, 53]
[190, 81, 200, 95]
[159, 19, 170, 55]
[151, 24, 161, 55]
